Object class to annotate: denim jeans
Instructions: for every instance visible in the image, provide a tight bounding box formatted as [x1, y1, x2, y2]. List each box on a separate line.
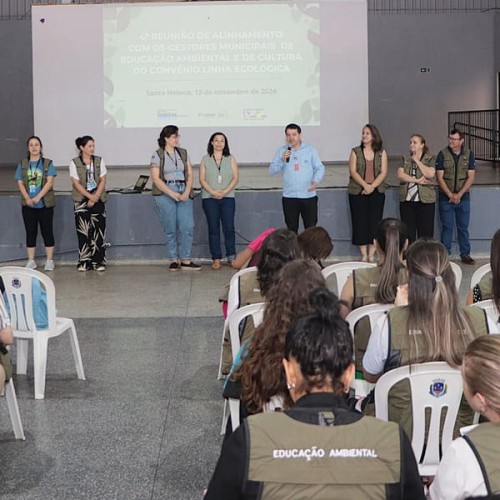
[438, 193, 471, 256]
[202, 197, 236, 260]
[153, 184, 194, 260]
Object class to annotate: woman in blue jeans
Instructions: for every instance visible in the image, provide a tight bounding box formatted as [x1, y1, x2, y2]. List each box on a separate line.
[150, 125, 201, 271]
[199, 132, 239, 270]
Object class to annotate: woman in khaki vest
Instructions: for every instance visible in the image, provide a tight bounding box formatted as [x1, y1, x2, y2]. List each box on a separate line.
[397, 134, 436, 242]
[430, 336, 500, 499]
[347, 124, 388, 262]
[15, 136, 57, 271]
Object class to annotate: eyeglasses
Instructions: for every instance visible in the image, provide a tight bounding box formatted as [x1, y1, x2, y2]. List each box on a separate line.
[448, 137, 461, 141]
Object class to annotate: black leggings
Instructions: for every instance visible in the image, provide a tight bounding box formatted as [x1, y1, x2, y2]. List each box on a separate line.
[399, 201, 435, 243]
[349, 191, 385, 245]
[22, 206, 55, 248]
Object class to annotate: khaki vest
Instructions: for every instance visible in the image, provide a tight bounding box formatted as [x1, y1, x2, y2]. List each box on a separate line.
[352, 266, 408, 373]
[347, 146, 386, 195]
[71, 156, 107, 202]
[398, 153, 436, 203]
[20, 158, 55, 208]
[478, 275, 493, 301]
[152, 147, 188, 196]
[463, 422, 500, 496]
[248, 412, 401, 499]
[439, 147, 471, 193]
[384, 306, 489, 438]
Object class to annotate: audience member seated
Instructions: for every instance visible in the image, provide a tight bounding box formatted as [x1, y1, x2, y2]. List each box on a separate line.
[225, 260, 327, 417]
[230, 228, 276, 270]
[0, 295, 14, 394]
[467, 228, 499, 308]
[363, 239, 491, 438]
[430, 335, 500, 499]
[297, 226, 333, 268]
[220, 228, 299, 375]
[205, 288, 424, 499]
[341, 218, 408, 372]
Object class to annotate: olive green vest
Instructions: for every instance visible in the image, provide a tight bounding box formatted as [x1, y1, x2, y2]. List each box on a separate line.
[20, 158, 55, 208]
[384, 306, 489, 438]
[439, 147, 471, 193]
[463, 422, 500, 496]
[478, 275, 493, 301]
[71, 156, 107, 202]
[247, 412, 401, 499]
[201, 155, 235, 199]
[152, 147, 188, 196]
[347, 146, 385, 195]
[399, 154, 436, 203]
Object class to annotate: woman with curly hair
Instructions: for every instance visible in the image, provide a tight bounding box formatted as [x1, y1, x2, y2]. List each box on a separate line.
[233, 259, 339, 415]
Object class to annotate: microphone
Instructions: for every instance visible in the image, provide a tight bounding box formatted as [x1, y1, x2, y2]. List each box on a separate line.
[285, 146, 291, 163]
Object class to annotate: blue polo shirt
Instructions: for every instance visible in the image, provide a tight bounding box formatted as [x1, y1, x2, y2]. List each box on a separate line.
[269, 142, 325, 199]
[435, 146, 475, 199]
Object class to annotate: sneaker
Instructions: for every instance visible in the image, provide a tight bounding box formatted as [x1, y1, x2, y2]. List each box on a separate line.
[180, 261, 201, 271]
[95, 265, 106, 272]
[44, 260, 55, 271]
[26, 260, 37, 270]
[169, 261, 180, 272]
[78, 264, 88, 272]
[461, 254, 475, 265]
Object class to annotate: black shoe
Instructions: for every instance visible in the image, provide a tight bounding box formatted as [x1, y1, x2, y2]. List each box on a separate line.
[180, 261, 201, 271]
[169, 262, 180, 271]
[461, 254, 475, 265]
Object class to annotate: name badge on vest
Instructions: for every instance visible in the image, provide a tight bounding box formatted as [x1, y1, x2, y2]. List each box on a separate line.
[294, 162, 300, 172]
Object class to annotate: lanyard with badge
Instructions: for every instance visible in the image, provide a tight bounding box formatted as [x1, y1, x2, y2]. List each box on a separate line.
[86, 161, 97, 191]
[28, 158, 42, 194]
[166, 150, 183, 180]
[214, 156, 223, 184]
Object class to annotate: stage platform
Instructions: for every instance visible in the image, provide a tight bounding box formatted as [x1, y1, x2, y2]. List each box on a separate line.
[1, 160, 499, 263]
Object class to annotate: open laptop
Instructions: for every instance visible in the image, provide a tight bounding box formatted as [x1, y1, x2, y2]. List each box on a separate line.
[112, 175, 149, 194]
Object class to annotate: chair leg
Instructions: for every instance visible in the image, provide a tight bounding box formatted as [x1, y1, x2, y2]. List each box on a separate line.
[16, 338, 29, 375]
[5, 380, 26, 440]
[217, 320, 228, 380]
[220, 399, 229, 435]
[229, 398, 240, 431]
[33, 335, 49, 400]
[67, 322, 85, 381]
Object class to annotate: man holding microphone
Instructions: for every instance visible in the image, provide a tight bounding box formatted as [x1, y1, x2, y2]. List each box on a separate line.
[269, 123, 325, 233]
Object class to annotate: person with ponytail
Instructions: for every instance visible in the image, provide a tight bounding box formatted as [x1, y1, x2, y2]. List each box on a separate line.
[206, 288, 424, 499]
[341, 218, 408, 372]
[430, 336, 500, 499]
[467, 229, 500, 314]
[363, 239, 494, 436]
[397, 134, 436, 242]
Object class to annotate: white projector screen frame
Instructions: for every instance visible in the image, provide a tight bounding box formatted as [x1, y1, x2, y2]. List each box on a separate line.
[32, 0, 368, 166]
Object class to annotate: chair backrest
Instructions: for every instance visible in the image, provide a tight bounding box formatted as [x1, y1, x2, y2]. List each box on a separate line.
[345, 303, 395, 345]
[0, 266, 56, 332]
[228, 302, 265, 360]
[449, 261, 462, 291]
[227, 266, 258, 319]
[472, 300, 500, 331]
[470, 263, 491, 290]
[321, 261, 376, 296]
[375, 361, 463, 476]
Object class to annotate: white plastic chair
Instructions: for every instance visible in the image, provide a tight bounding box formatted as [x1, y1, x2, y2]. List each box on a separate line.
[0, 266, 86, 400]
[345, 303, 394, 397]
[2, 379, 25, 440]
[217, 266, 259, 379]
[472, 299, 500, 332]
[449, 261, 462, 291]
[322, 262, 376, 296]
[470, 263, 491, 289]
[375, 361, 463, 476]
[221, 302, 265, 433]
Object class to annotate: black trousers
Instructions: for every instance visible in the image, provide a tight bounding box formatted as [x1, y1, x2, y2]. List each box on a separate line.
[399, 201, 435, 243]
[74, 199, 107, 267]
[282, 196, 318, 233]
[22, 206, 55, 248]
[349, 191, 385, 245]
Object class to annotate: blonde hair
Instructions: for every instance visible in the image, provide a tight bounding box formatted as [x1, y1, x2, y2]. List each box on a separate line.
[463, 336, 500, 415]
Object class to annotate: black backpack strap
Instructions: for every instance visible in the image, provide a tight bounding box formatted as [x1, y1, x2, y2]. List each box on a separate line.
[463, 435, 492, 496]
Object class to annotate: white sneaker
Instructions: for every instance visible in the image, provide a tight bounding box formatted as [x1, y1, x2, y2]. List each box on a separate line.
[26, 260, 37, 269]
[44, 260, 55, 271]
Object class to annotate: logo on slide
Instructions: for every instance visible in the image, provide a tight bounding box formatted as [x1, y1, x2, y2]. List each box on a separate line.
[242, 109, 267, 120]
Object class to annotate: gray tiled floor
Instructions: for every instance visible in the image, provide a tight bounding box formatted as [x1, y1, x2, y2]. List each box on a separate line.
[0, 261, 487, 498]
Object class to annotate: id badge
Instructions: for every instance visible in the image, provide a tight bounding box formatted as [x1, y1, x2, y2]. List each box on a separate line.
[294, 162, 300, 172]
[29, 184, 36, 194]
[217, 174, 223, 185]
[87, 180, 97, 191]
[174, 170, 183, 180]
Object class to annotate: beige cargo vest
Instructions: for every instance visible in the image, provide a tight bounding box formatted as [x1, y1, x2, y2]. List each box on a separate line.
[248, 412, 401, 499]
[478, 275, 493, 301]
[20, 158, 55, 208]
[399, 153, 436, 203]
[439, 147, 471, 193]
[72, 156, 107, 202]
[152, 147, 188, 196]
[348, 146, 385, 195]
[385, 306, 489, 438]
[463, 422, 500, 496]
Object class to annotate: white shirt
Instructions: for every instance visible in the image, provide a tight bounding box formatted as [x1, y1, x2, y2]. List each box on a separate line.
[69, 158, 107, 180]
[429, 436, 487, 500]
